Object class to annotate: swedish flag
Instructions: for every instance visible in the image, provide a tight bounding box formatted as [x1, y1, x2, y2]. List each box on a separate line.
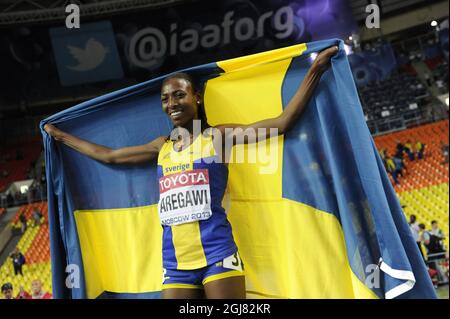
[41, 39, 436, 299]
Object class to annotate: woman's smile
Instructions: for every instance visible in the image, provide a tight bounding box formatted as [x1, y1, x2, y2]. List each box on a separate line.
[169, 107, 185, 121]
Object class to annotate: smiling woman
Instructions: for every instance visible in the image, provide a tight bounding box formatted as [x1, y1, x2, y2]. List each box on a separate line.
[161, 72, 210, 134]
[43, 45, 338, 299]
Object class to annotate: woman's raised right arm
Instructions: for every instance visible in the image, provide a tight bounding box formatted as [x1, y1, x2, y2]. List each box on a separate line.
[44, 124, 166, 165]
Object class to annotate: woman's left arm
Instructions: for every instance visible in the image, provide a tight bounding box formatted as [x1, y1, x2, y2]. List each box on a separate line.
[215, 46, 338, 145]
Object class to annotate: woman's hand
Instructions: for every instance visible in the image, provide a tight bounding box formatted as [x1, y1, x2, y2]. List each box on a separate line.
[44, 124, 63, 140]
[311, 46, 339, 74]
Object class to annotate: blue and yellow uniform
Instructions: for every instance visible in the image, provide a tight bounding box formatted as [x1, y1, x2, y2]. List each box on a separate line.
[157, 133, 244, 289]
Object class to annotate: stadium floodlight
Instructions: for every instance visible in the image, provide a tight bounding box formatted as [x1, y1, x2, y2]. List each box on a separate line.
[344, 44, 353, 56]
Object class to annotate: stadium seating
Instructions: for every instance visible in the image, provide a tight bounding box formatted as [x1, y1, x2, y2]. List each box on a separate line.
[425, 58, 449, 94]
[11, 201, 48, 229]
[374, 120, 449, 249]
[0, 202, 51, 298]
[359, 73, 429, 123]
[0, 141, 42, 192]
[425, 56, 447, 72]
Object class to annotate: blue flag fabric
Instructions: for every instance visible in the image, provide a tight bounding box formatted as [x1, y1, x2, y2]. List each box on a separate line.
[41, 39, 436, 299]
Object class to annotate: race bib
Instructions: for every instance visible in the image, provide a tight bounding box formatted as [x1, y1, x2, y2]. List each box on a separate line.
[223, 252, 244, 272]
[158, 169, 212, 226]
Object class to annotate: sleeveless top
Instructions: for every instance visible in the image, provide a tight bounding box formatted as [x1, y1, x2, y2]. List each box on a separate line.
[157, 133, 237, 269]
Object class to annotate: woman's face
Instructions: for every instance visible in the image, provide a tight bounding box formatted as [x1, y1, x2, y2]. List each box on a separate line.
[2, 289, 13, 299]
[161, 78, 199, 127]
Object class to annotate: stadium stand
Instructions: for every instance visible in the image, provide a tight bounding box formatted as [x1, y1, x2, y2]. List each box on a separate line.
[374, 120, 449, 250]
[360, 72, 429, 122]
[0, 202, 51, 298]
[0, 140, 42, 192]
[358, 71, 438, 135]
[10, 202, 48, 229]
[425, 58, 449, 94]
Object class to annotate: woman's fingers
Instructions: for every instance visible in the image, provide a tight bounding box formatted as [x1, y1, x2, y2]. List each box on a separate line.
[313, 46, 339, 73]
[44, 124, 55, 135]
[44, 124, 61, 139]
[319, 46, 339, 60]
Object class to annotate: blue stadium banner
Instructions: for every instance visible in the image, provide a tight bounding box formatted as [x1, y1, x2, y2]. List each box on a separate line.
[348, 44, 398, 87]
[41, 39, 436, 299]
[49, 21, 124, 87]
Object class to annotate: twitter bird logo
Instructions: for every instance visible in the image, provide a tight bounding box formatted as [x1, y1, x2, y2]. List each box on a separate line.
[50, 21, 123, 85]
[66, 38, 109, 71]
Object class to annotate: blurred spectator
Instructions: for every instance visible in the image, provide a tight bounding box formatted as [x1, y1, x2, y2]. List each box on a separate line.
[436, 79, 445, 92]
[379, 149, 387, 162]
[393, 153, 406, 177]
[404, 140, 415, 161]
[31, 279, 52, 299]
[441, 141, 449, 164]
[415, 141, 425, 160]
[418, 223, 428, 254]
[409, 215, 425, 261]
[419, 223, 446, 260]
[430, 220, 446, 251]
[419, 224, 430, 245]
[1, 283, 13, 299]
[16, 286, 32, 299]
[395, 141, 405, 158]
[19, 212, 27, 233]
[385, 154, 400, 184]
[32, 207, 43, 227]
[422, 221, 448, 285]
[9, 248, 26, 276]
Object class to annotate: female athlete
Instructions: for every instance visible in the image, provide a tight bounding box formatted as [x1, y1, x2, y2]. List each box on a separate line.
[44, 46, 338, 299]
